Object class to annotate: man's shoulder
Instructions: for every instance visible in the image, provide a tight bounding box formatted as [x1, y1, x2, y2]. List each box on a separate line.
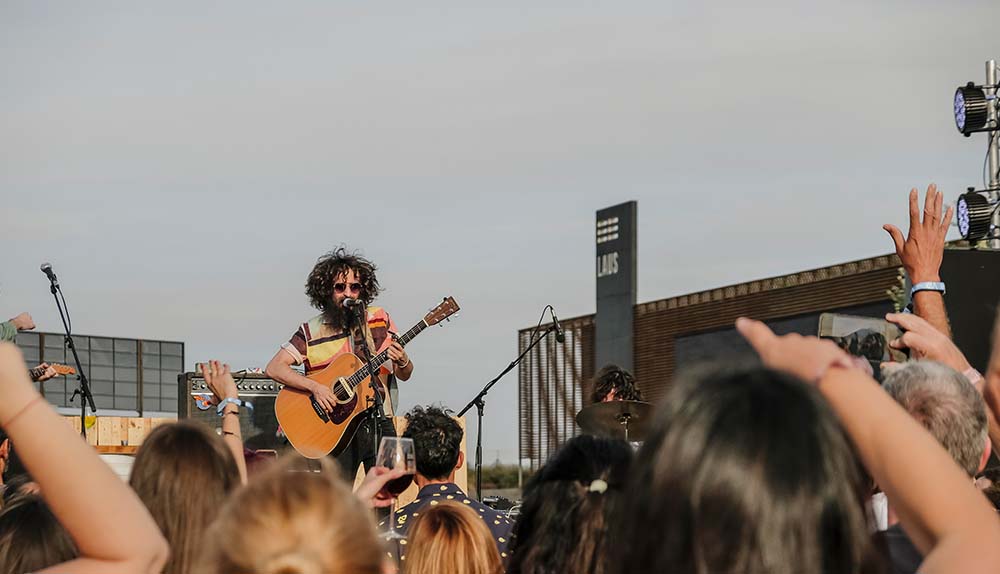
[366, 306, 391, 321]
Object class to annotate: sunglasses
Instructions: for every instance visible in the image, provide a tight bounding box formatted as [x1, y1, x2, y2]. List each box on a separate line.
[334, 282, 362, 294]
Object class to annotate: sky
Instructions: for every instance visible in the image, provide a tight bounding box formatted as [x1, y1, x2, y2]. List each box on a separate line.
[1, 1, 998, 464]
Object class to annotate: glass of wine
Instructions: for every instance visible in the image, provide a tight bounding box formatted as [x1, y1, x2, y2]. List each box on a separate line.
[376, 436, 416, 540]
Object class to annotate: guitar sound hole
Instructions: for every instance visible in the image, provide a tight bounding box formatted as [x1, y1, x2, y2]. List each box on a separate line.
[333, 381, 354, 402]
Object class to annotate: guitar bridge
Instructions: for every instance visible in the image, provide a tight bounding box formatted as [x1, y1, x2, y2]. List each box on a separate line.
[310, 397, 330, 423]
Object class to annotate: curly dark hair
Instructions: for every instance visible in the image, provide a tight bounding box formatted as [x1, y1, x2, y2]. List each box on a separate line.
[403, 405, 463, 480]
[305, 247, 382, 315]
[589, 365, 642, 404]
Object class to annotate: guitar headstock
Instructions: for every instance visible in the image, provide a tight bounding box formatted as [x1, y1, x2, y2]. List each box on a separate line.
[52, 364, 77, 376]
[424, 297, 460, 326]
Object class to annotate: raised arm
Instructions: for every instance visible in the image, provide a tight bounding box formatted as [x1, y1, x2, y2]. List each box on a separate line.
[737, 318, 1000, 574]
[883, 185, 953, 336]
[202, 360, 248, 484]
[983, 308, 1000, 452]
[1, 312, 35, 342]
[0, 343, 168, 574]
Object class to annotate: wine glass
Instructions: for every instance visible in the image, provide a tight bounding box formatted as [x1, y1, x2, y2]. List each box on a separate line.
[376, 436, 416, 540]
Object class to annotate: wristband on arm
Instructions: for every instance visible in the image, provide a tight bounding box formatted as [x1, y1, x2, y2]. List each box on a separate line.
[216, 397, 253, 417]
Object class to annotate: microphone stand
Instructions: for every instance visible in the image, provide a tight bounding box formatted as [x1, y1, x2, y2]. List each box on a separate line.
[48, 279, 96, 439]
[350, 305, 394, 473]
[459, 323, 557, 501]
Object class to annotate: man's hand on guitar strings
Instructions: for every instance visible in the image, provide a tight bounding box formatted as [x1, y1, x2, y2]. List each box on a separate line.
[310, 382, 338, 414]
[387, 341, 408, 368]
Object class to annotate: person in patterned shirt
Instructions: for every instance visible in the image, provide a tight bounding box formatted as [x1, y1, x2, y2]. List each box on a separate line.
[265, 247, 414, 479]
[380, 405, 513, 564]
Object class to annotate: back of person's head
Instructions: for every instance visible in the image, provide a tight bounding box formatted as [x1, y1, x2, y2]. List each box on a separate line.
[404, 500, 503, 574]
[196, 456, 384, 574]
[883, 360, 989, 476]
[508, 435, 633, 574]
[130, 421, 241, 574]
[403, 405, 463, 480]
[590, 364, 642, 404]
[0, 494, 77, 573]
[1, 472, 40, 507]
[610, 366, 883, 574]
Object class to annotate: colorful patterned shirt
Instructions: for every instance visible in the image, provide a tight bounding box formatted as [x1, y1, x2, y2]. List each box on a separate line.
[281, 307, 399, 411]
[380, 482, 514, 564]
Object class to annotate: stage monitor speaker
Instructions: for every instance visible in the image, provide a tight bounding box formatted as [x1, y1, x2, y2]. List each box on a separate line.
[940, 248, 1000, 371]
[177, 372, 289, 451]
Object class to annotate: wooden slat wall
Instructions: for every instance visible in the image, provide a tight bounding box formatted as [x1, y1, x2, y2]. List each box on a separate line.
[635, 256, 901, 404]
[517, 254, 902, 467]
[518, 316, 595, 469]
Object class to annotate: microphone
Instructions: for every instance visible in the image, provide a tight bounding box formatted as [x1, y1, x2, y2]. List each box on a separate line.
[549, 307, 566, 343]
[342, 298, 364, 308]
[40, 263, 59, 289]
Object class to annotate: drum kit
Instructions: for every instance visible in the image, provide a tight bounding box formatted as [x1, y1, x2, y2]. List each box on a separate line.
[574, 399, 655, 442]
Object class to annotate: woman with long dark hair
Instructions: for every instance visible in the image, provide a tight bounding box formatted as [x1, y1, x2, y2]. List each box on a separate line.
[507, 435, 633, 574]
[610, 319, 1000, 574]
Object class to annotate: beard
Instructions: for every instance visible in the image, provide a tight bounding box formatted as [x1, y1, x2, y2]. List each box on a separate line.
[322, 301, 356, 331]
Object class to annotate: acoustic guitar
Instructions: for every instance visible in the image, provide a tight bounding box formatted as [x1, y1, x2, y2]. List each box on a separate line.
[29, 363, 76, 382]
[275, 297, 460, 459]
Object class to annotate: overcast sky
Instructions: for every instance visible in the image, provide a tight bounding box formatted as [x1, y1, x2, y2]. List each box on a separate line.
[2, 1, 998, 463]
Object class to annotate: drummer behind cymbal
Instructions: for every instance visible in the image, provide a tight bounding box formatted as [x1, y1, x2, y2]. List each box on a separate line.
[590, 364, 643, 404]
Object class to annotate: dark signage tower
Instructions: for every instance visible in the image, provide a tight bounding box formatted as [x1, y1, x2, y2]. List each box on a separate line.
[595, 201, 637, 372]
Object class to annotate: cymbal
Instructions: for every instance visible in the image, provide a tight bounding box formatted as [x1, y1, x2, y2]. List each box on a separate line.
[575, 400, 655, 442]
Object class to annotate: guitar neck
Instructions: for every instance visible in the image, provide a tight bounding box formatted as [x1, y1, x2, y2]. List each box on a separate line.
[347, 320, 427, 389]
[28, 365, 46, 381]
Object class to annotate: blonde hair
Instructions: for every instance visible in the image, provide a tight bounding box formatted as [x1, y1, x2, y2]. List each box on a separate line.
[404, 501, 503, 574]
[196, 456, 384, 574]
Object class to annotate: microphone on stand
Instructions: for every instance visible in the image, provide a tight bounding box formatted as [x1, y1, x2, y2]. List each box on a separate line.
[40, 263, 60, 289]
[549, 307, 566, 343]
[342, 297, 365, 308]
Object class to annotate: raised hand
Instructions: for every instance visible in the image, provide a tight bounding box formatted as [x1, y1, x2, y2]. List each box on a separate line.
[882, 185, 952, 283]
[885, 313, 971, 373]
[9, 312, 35, 332]
[354, 466, 410, 508]
[735, 317, 855, 383]
[201, 360, 239, 403]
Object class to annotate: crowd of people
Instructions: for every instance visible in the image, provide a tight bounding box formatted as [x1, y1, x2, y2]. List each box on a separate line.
[1, 184, 1000, 573]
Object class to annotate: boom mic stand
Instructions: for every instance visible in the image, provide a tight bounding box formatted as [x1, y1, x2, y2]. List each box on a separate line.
[46, 273, 96, 439]
[351, 305, 395, 473]
[459, 321, 557, 501]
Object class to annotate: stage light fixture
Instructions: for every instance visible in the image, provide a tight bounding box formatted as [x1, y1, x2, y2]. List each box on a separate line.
[956, 190, 995, 240]
[954, 83, 990, 136]
[952, 60, 1000, 248]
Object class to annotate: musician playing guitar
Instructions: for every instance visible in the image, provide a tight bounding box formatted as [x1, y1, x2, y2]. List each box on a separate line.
[265, 248, 413, 479]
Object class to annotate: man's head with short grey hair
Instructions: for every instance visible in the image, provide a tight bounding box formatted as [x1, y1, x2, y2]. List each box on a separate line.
[883, 360, 989, 477]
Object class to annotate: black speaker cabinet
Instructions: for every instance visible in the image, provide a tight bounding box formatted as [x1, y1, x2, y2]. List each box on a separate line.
[941, 247, 1000, 371]
[178, 372, 289, 451]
